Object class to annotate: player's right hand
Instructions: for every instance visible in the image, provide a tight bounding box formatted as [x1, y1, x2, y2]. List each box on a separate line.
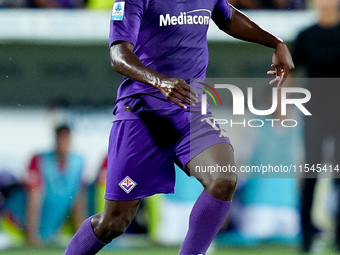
[156, 78, 198, 109]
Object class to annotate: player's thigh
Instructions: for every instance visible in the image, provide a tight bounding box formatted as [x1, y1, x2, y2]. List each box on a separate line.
[187, 142, 236, 181]
[174, 111, 237, 198]
[175, 111, 235, 179]
[187, 142, 237, 200]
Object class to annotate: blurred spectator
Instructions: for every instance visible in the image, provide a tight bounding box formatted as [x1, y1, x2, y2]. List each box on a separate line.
[0, 0, 28, 8]
[30, 0, 85, 8]
[25, 124, 86, 245]
[292, 0, 340, 252]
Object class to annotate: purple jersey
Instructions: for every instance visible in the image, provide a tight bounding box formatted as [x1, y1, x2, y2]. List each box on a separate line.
[109, 0, 231, 119]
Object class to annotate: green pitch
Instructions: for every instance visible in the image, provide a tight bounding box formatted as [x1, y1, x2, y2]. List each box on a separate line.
[0, 245, 338, 255]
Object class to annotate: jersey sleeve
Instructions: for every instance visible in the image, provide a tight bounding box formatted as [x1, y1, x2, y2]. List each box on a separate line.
[25, 155, 43, 190]
[212, 0, 232, 25]
[109, 0, 149, 47]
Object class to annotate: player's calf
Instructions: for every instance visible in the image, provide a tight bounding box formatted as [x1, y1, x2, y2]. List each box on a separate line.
[188, 143, 238, 201]
[64, 199, 140, 255]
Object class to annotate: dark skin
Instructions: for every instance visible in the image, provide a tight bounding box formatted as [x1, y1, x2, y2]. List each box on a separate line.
[91, 5, 295, 243]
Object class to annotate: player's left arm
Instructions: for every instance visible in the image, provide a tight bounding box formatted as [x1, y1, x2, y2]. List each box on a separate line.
[212, 4, 295, 87]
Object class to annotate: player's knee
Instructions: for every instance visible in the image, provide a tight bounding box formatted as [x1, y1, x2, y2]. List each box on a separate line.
[209, 174, 238, 200]
[105, 219, 129, 239]
[96, 216, 130, 242]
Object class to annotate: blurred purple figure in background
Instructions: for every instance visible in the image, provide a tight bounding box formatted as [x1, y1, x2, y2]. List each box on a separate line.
[0, 0, 28, 7]
[30, 0, 84, 8]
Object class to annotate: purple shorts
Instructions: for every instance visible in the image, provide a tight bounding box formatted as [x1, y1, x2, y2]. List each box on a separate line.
[105, 110, 231, 201]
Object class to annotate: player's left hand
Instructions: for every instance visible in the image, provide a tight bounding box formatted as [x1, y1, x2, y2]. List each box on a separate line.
[267, 42, 295, 88]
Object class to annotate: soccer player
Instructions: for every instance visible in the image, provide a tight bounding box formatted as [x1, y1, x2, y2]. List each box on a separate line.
[64, 0, 294, 254]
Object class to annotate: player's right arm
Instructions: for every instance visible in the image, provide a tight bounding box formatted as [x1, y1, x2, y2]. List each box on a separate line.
[109, 0, 197, 109]
[25, 155, 43, 246]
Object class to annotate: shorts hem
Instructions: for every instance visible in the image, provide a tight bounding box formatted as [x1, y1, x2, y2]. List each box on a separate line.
[182, 139, 232, 169]
[104, 188, 175, 201]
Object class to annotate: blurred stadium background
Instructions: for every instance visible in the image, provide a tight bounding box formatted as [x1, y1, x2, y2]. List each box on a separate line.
[0, 1, 339, 254]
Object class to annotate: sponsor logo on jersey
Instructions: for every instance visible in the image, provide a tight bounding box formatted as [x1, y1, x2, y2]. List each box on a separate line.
[112, 1, 125, 21]
[119, 176, 137, 193]
[159, 9, 211, 27]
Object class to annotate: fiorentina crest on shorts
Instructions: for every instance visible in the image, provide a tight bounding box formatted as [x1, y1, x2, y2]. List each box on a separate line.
[119, 176, 137, 194]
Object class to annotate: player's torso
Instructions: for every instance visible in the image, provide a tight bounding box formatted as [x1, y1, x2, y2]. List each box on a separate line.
[134, 0, 217, 79]
[139, 0, 216, 34]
